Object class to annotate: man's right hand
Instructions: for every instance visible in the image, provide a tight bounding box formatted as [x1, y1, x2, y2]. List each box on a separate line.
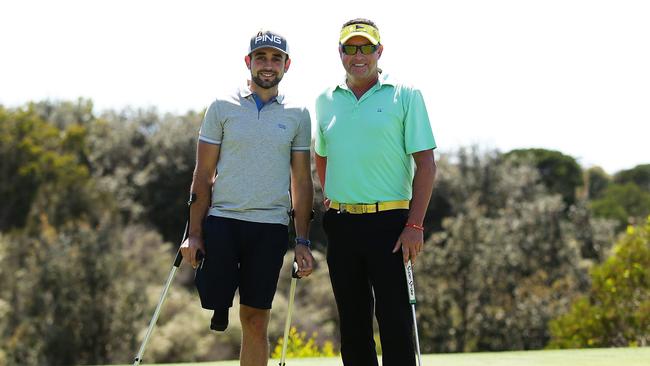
[180, 235, 205, 269]
[294, 244, 315, 278]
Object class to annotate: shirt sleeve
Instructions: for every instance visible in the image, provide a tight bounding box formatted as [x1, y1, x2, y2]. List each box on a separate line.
[403, 88, 436, 154]
[292, 108, 311, 151]
[198, 100, 222, 145]
[314, 97, 327, 157]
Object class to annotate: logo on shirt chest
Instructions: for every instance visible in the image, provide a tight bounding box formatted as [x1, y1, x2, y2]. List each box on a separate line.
[277, 123, 287, 130]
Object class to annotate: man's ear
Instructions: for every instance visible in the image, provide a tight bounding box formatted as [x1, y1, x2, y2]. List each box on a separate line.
[284, 57, 292, 72]
[377, 44, 384, 59]
[244, 55, 251, 70]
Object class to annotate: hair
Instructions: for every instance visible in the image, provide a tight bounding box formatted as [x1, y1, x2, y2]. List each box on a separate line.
[341, 18, 378, 30]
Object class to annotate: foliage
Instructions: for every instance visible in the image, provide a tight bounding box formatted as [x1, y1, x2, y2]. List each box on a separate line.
[141, 285, 243, 362]
[614, 164, 650, 192]
[85, 108, 201, 242]
[0, 214, 241, 365]
[416, 148, 615, 353]
[30, 98, 95, 130]
[271, 327, 337, 358]
[0, 102, 203, 242]
[2, 99, 648, 363]
[270, 252, 339, 351]
[590, 183, 650, 229]
[0, 105, 91, 230]
[504, 148, 583, 207]
[568, 200, 618, 261]
[585, 167, 610, 200]
[547, 217, 650, 348]
[130, 111, 201, 243]
[0, 216, 166, 365]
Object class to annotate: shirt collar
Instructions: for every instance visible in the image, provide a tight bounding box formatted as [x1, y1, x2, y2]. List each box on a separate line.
[336, 72, 394, 91]
[239, 84, 286, 104]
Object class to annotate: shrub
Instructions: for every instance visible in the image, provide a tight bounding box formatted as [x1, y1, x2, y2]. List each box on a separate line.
[548, 217, 650, 348]
[271, 327, 337, 358]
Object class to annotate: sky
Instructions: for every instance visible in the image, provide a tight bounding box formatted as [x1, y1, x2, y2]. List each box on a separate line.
[1, 0, 648, 174]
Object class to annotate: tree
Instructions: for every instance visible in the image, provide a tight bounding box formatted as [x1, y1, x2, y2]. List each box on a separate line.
[132, 111, 201, 243]
[568, 200, 618, 261]
[590, 183, 650, 229]
[584, 166, 610, 200]
[85, 108, 201, 243]
[0, 105, 91, 231]
[416, 149, 614, 352]
[614, 164, 650, 193]
[548, 217, 650, 348]
[31, 98, 95, 130]
[504, 148, 583, 207]
[0, 217, 164, 365]
[0, 213, 242, 364]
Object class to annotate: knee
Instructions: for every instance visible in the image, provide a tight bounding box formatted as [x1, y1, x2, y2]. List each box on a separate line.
[240, 305, 270, 337]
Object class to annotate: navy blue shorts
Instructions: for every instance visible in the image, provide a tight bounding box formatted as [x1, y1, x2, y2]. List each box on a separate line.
[195, 215, 289, 310]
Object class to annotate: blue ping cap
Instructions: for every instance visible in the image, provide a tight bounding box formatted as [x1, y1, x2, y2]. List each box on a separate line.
[248, 30, 289, 55]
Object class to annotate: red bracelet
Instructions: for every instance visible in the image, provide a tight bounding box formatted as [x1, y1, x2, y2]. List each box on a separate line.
[405, 223, 424, 231]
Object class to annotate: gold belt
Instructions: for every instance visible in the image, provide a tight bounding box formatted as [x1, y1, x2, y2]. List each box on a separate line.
[329, 200, 410, 214]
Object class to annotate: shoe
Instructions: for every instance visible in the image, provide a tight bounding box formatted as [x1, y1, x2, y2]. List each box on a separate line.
[210, 308, 228, 331]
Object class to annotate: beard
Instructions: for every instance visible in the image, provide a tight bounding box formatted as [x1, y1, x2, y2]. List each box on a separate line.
[251, 72, 283, 89]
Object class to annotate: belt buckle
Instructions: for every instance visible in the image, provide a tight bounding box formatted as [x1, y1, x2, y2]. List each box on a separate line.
[339, 203, 348, 213]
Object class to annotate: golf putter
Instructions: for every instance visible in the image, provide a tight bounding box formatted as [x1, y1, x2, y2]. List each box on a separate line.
[279, 260, 301, 366]
[405, 260, 423, 366]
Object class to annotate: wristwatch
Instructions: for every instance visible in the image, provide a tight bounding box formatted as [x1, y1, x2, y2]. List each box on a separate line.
[295, 237, 311, 248]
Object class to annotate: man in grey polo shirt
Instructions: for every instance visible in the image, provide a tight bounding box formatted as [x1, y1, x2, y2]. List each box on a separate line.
[180, 30, 314, 366]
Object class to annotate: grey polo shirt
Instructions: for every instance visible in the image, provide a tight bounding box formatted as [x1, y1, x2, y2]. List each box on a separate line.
[198, 86, 311, 226]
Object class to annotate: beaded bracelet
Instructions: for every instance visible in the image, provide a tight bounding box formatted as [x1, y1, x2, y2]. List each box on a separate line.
[405, 223, 424, 231]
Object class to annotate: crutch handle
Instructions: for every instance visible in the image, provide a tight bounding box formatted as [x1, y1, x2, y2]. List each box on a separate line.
[173, 247, 205, 267]
[291, 260, 301, 279]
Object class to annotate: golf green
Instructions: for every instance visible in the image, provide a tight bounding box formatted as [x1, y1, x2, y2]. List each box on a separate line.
[146, 347, 650, 366]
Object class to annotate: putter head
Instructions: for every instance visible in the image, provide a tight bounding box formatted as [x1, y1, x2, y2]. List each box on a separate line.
[210, 308, 228, 331]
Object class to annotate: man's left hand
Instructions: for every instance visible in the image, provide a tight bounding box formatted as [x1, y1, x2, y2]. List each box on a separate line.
[393, 227, 424, 264]
[294, 244, 314, 278]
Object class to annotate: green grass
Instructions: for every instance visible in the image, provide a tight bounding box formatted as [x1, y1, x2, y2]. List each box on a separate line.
[144, 347, 650, 366]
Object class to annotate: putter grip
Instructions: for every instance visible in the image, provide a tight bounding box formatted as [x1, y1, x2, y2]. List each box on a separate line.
[405, 260, 416, 304]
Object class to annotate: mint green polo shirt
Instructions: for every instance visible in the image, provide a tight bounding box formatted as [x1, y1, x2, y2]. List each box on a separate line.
[314, 73, 436, 203]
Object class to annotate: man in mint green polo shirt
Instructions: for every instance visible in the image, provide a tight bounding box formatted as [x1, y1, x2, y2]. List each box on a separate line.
[315, 18, 437, 366]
